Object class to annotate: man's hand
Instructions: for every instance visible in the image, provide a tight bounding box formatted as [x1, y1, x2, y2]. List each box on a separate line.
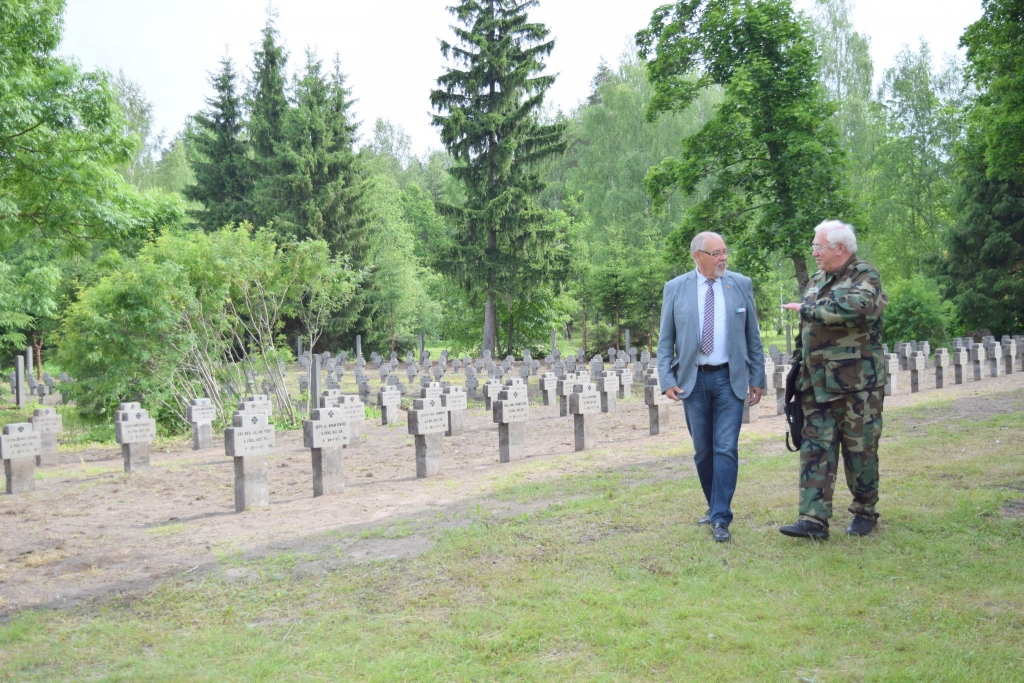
[748, 386, 762, 406]
[781, 302, 802, 311]
[664, 386, 683, 401]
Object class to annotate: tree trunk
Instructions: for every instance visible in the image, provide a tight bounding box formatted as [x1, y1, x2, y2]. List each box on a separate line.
[483, 288, 497, 357]
[506, 311, 514, 358]
[649, 311, 655, 354]
[582, 305, 588, 358]
[615, 306, 621, 351]
[32, 333, 42, 380]
[792, 253, 810, 293]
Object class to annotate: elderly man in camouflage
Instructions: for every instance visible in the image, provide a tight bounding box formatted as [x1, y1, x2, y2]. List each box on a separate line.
[779, 220, 888, 540]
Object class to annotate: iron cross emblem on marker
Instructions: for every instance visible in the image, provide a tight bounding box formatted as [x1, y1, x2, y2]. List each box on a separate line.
[17, 425, 24, 432]
[251, 416, 258, 425]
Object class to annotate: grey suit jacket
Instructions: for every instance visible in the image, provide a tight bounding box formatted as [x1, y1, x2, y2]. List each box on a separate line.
[657, 269, 766, 401]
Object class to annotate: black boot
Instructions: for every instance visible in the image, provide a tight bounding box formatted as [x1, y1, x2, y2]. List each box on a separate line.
[779, 519, 829, 540]
[846, 516, 877, 536]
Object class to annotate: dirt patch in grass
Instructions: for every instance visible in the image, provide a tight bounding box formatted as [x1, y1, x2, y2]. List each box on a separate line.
[1000, 498, 1024, 520]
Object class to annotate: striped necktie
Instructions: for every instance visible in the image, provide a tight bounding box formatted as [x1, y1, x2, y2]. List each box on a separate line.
[700, 279, 715, 356]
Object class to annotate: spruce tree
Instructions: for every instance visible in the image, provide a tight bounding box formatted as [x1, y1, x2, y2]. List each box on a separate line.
[430, 0, 567, 356]
[248, 14, 290, 228]
[278, 52, 371, 340]
[185, 57, 251, 230]
[275, 52, 367, 257]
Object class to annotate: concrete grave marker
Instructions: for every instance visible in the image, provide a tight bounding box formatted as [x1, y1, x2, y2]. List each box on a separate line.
[934, 348, 950, 389]
[482, 378, 504, 411]
[539, 372, 558, 406]
[377, 385, 401, 425]
[986, 341, 1003, 378]
[884, 354, 900, 395]
[971, 344, 987, 382]
[114, 402, 157, 473]
[569, 381, 600, 451]
[303, 406, 348, 496]
[493, 379, 529, 462]
[596, 370, 618, 413]
[555, 372, 579, 417]
[616, 366, 633, 399]
[441, 386, 466, 436]
[951, 348, 967, 385]
[910, 351, 926, 393]
[1, 422, 40, 493]
[187, 398, 216, 450]
[408, 396, 446, 477]
[29, 407, 62, 466]
[322, 393, 365, 446]
[644, 375, 671, 436]
[773, 362, 791, 415]
[225, 410, 275, 511]
[1002, 340, 1016, 375]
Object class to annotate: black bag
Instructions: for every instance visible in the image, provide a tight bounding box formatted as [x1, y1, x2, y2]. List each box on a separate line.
[784, 361, 803, 452]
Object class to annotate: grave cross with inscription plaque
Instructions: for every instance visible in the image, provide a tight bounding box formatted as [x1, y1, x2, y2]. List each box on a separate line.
[482, 378, 504, 411]
[555, 372, 579, 417]
[933, 348, 949, 389]
[569, 381, 600, 451]
[1, 422, 40, 493]
[321, 393, 365, 446]
[408, 396, 446, 478]
[441, 386, 467, 436]
[493, 379, 529, 462]
[616, 366, 633, 399]
[29, 407, 62, 466]
[114, 403, 158, 473]
[538, 371, 557, 406]
[303, 406, 348, 497]
[225, 409, 275, 512]
[187, 398, 217, 449]
[644, 375, 671, 436]
[596, 371, 618, 413]
[377, 385, 401, 425]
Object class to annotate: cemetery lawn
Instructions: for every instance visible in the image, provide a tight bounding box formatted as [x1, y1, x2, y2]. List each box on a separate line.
[2, 394, 1022, 681]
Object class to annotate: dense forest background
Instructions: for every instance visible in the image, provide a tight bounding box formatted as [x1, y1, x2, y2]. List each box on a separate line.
[2, 0, 1021, 423]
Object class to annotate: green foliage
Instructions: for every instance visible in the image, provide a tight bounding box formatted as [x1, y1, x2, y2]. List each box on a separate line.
[58, 225, 357, 426]
[637, 0, 853, 288]
[868, 44, 966, 282]
[0, 0, 186, 252]
[185, 57, 252, 230]
[883, 278, 954, 347]
[363, 176, 441, 352]
[937, 142, 1024, 336]
[430, 0, 568, 355]
[57, 256, 189, 422]
[935, 0, 1024, 336]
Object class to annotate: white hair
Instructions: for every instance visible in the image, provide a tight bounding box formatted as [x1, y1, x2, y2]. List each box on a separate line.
[814, 220, 857, 254]
[690, 231, 724, 255]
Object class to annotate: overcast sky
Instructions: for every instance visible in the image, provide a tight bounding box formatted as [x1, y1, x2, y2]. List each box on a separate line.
[58, 0, 982, 157]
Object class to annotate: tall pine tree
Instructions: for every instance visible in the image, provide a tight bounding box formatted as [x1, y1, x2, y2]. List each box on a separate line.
[430, 0, 567, 356]
[185, 57, 251, 230]
[248, 13, 290, 229]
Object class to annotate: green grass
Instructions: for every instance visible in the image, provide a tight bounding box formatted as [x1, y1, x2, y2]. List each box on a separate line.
[1, 393, 1022, 681]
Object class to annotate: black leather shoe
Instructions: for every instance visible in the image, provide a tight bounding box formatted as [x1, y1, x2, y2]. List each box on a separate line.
[697, 511, 712, 526]
[779, 519, 829, 540]
[712, 522, 731, 542]
[846, 516, 877, 536]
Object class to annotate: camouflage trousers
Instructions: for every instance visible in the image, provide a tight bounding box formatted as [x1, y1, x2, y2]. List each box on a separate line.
[798, 389, 884, 524]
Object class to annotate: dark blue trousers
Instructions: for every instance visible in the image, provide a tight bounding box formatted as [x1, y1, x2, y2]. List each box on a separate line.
[682, 368, 745, 526]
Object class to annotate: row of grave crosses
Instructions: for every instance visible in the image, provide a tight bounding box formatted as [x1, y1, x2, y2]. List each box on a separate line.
[5, 345, 74, 409]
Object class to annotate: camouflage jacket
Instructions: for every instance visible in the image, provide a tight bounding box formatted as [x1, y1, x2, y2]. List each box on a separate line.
[795, 255, 888, 403]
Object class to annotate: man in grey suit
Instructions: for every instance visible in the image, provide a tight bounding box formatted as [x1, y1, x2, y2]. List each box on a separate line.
[658, 232, 765, 542]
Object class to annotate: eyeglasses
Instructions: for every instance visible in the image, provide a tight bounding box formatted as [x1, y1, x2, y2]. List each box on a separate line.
[697, 249, 728, 258]
[811, 243, 836, 254]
